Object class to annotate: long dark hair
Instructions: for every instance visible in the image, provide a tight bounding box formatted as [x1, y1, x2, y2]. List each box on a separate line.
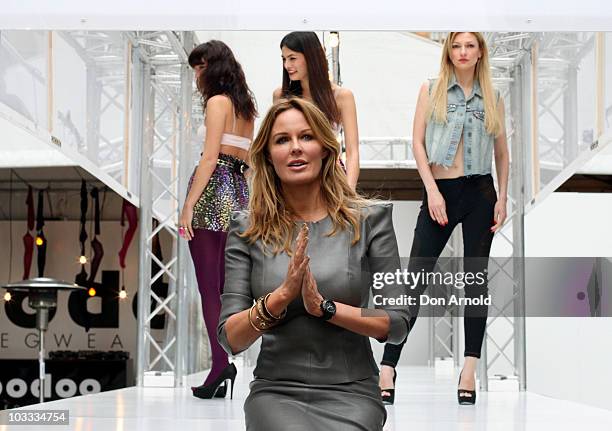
[188, 40, 257, 121]
[280, 32, 341, 125]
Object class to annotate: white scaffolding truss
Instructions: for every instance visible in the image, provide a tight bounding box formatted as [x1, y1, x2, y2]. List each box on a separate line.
[2, 28, 610, 390]
[132, 31, 196, 387]
[129, 30, 611, 389]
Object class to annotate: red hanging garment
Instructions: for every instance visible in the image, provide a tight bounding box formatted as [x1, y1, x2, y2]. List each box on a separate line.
[118, 199, 137, 269]
[22, 186, 35, 279]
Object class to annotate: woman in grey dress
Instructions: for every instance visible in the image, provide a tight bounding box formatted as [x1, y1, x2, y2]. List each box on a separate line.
[217, 97, 410, 431]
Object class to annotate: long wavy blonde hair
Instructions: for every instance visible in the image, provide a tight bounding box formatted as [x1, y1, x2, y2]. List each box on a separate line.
[427, 32, 502, 136]
[243, 97, 370, 254]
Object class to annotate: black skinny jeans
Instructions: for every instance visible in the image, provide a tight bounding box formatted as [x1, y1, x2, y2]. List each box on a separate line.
[381, 174, 496, 367]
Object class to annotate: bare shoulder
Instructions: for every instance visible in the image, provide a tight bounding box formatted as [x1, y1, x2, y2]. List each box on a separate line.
[334, 86, 354, 100]
[272, 87, 283, 102]
[333, 86, 355, 109]
[419, 81, 430, 95]
[207, 94, 232, 111]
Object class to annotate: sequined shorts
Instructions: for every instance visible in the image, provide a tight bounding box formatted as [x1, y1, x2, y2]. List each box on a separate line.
[188, 153, 249, 232]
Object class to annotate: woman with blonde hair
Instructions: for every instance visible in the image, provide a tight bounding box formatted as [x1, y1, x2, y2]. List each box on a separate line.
[217, 97, 409, 430]
[379, 32, 509, 405]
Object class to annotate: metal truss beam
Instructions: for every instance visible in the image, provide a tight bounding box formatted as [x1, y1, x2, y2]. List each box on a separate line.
[57, 31, 130, 185]
[135, 31, 195, 387]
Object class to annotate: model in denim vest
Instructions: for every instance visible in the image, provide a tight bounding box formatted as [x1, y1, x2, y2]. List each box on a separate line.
[379, 32, 509, 406]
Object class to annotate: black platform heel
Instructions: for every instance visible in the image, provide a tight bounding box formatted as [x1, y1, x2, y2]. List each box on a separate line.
[381, 368, 397, 405]
[457, 371, 476, 405]
[191, 363, 237, 400]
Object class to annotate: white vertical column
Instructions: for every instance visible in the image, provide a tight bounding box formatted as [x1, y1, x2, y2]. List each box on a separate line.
[175, 31, 194, 386]
[136, 61, 154, 386]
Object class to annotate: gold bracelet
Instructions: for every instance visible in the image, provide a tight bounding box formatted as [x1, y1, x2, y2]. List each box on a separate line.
[256, 296, 275, 323]
[254, 302, 274, 330]
[263, 293, 287, 320]
[251, 302, 274, 331]
[248, 304, 262, 332]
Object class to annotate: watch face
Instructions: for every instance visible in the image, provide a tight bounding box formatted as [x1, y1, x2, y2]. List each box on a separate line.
[323, 300, 336, 314]
[320, 299, 336, 320]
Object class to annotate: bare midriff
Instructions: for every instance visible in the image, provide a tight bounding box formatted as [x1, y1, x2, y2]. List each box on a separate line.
[219, 145, 248, 162]
[430, 136, 465, 179]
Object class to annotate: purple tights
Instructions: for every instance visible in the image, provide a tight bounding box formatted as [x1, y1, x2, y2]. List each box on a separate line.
[188, 228, 229, 385]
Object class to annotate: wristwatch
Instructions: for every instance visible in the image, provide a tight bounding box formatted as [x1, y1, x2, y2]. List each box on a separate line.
[319, 299, 336, 321]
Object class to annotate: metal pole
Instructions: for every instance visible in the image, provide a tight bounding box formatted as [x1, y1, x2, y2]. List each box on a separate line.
[479, 334, 488, 391]
[450, 230, 461, 367]
[530, 42, 540, 198]
[38, 324, 45, 403]
[136, 62, 154, 386]
[329, 32, 340, 85]
[428, 304, 434, 367]
[124, 39, 132, 189]
[595, 33, 604, 140]
[47, 31, 54, 133]
[563, 65, 578, 165]
[175, 31, 193, 387]
[452, 312, 460, 368]
[86, 58, 101, 161]
[512, 60, 528, 392]
[129, 42, 144, 200]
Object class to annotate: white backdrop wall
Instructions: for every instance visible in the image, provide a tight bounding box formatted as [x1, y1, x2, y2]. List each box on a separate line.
[525, 193, 612, 411]
[194, 31, 440, 142]
[340, 33, 440, 139]
[370, 200, 429, 366]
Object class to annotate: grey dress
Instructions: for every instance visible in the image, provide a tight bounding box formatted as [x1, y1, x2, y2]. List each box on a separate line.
[217, 203, 410, 431]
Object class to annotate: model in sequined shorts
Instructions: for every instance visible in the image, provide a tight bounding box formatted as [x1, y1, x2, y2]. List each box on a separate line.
[178, 40, 257, 400]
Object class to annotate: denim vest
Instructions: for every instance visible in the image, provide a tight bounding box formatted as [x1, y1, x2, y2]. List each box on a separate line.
[424, 76, 496, 175]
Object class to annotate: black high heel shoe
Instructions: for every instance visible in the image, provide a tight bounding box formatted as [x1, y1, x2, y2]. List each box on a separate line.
[457, 371, 476, 405]
[213, 382, 227, 398]
[191, 363, 237, 400]
[381, 368, 397, 405]
[191, 382, 227, 398]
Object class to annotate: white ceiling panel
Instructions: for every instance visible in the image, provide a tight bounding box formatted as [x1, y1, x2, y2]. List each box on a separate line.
[1, 0, 611, 31]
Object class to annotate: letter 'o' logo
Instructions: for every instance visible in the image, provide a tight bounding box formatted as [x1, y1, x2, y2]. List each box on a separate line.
[6, 379, 28, 398]
[79, 379, 101, 394]
[56, 378, 78, 398]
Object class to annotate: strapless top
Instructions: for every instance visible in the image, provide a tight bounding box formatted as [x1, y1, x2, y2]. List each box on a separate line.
[195, 124, 251, 151]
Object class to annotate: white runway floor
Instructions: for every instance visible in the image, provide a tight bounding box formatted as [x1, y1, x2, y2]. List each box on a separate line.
[5, 361, 612, 431]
